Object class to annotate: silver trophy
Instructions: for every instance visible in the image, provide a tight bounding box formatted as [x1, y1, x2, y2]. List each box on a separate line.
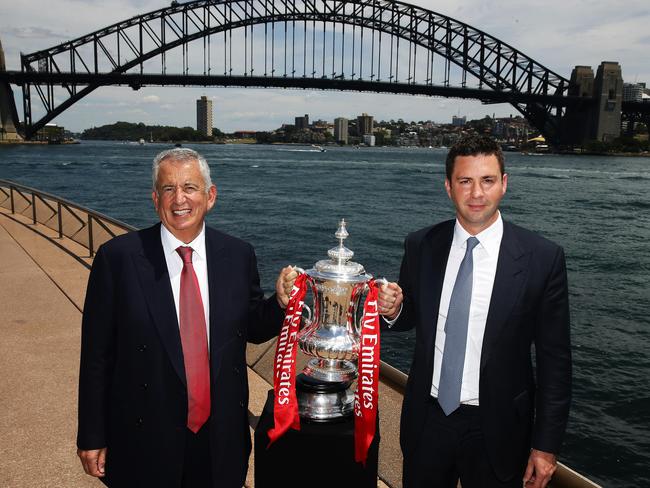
[295, 219, 384, 421]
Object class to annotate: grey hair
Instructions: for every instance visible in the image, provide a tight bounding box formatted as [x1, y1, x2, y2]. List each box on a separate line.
[152, 147, 213, 193]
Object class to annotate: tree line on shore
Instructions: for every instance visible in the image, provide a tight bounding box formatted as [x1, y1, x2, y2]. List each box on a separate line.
[80, 121, 219, 142]
[80, 120, 649, 154]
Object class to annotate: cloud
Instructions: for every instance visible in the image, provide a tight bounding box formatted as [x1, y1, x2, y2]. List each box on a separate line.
[141, 95, 161, 104]
[4, 27, 65, 39]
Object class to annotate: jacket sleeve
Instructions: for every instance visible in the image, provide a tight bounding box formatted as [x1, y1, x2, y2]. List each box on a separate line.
[384, 235, 417, 332]
[77, 244, 116, 450]
[246, 246, 285, 344]
[532, 245, 572, 453]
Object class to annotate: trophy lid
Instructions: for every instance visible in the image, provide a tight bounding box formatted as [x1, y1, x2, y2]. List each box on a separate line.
[310, 219, 368, 279]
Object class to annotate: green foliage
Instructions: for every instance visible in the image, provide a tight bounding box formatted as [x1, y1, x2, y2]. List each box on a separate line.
[81, 121, 213, 141]
[584, 137, 650, 154]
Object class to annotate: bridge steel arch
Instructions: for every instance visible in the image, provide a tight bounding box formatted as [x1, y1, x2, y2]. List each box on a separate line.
[18, 0, 575, 140]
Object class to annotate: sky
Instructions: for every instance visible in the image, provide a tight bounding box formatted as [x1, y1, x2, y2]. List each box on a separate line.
[1, 0, 648, 132]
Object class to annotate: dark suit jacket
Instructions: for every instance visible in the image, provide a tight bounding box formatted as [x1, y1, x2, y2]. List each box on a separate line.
[77, 223, 284, 488]
[390, 219, 571, 481]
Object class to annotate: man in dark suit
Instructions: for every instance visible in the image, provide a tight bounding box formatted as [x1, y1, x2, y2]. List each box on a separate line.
[77, 148, 296, 487]
[378, 135, 571, 488]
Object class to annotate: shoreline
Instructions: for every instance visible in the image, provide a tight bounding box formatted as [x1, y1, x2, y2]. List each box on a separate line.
[3, 138, 649, 157]
[89, 140, 650, 157]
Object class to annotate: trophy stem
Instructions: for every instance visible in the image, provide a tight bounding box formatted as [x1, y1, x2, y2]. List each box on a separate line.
[296, 374, 355, 421]
[302, 358, 357, 383]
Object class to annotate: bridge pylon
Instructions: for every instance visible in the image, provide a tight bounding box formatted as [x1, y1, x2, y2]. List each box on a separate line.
[0, 38, 22, 142]
[562, 62, 622, 146]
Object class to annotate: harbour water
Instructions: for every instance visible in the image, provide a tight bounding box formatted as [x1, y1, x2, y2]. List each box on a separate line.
[1, 140, 648, 486]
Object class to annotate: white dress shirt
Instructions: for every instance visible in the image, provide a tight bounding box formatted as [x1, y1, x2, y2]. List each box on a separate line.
[430, 214, 504, 405]
[160, 223, 211, 346]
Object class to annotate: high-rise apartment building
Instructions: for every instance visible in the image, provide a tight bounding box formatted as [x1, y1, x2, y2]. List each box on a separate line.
[334, 117, 348, 144]
[623, 83, 644, 102]
[196, 95, 213, 137]
[452, 115, 466, 127]
[295, 114, 310, 130]
[357, 113, 373, 136]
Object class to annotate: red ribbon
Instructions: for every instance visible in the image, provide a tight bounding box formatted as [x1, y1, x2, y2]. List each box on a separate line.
[354, 279, 381, 465]
[267, 273, 308, 447]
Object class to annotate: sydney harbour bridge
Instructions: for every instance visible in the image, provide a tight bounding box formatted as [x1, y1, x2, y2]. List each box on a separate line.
[0, 0, 648, 143]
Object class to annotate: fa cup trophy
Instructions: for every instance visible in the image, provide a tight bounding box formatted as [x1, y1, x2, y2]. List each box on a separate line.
[268, 219, 384, 464]
[295, 219, 385, 421]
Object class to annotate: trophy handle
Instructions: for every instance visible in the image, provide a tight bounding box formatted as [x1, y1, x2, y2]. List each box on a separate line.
[302, 304, 313, 326]
[374, 277, 388, 288]
[355, 278, 389, 335]
[291, 266, 313, 329]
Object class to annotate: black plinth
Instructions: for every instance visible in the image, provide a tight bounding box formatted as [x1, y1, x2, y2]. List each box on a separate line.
[254, 389, 380, 488]
[296, 373, 351, 396]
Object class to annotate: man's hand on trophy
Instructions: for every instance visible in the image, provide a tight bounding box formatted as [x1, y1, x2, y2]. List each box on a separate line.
[276, 266, 299, 308]
[378, 282, 403, 320]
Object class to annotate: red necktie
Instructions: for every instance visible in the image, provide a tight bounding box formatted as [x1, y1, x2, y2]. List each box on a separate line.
[176, 246, 210, 433]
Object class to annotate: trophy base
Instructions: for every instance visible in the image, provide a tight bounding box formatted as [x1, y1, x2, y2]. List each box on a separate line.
[296, 374, 354, 422]
[302, 358, 357, 382]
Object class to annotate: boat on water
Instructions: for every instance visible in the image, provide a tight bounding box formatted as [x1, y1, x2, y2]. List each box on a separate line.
[0, 178, 604, 488]
[311, 144, 326, 152]
[138, 138, 145, 145]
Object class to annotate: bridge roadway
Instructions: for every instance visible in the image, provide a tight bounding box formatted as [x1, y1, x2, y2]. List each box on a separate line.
[0, 191, 598, 488]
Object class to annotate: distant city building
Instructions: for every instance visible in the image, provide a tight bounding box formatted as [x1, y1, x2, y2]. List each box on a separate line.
[452, 115, 466, 127]
[196, 96, 213, 137]
[363, 134, 376, 147]
[295, 114, 310, 130]
[374, 126, 391, 145]
[36, 123, 65, 142]
[357, 113, 374, 136]
[334, 117, 348, 144]
[639, 83, 650, 102]
[623, 83, 644, 102]
[311, 119, 330, 135]
[491, 116, 530, 142]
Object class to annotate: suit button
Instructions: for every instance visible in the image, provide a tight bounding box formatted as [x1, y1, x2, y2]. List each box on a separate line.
[138, 344, 147, 352]
[233, 366, 240, 375]
[239, 400, 245, 408]
[136, 418, 144, 426]
[236, 329, 243, 338]
[141, 383, 148, 389]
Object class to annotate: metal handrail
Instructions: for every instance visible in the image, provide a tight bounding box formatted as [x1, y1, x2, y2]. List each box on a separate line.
[0, 179, 136, 256]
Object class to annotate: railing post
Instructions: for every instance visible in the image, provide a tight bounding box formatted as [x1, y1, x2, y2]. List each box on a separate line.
[32, 192, 37, 224]
[10, 186, 15, 214]
[57, 201, 63, 239]
[88, 214, 94, 257]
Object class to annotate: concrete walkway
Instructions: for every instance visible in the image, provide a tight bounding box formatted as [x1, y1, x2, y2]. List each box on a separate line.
[0, 211, 94, 487]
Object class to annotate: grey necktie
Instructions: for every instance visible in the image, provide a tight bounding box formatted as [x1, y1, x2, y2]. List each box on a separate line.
[438, 236, 480, 416]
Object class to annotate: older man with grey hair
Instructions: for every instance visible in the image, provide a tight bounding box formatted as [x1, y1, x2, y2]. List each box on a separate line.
[77, 147, 296, 488]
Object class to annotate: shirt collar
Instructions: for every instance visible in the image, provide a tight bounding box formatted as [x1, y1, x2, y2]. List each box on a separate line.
[160, 223, 207, 262]
[452, 212, 504, 257]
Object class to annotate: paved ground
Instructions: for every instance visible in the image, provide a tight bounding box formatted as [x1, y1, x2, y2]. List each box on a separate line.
[0, 209, 390, 487]
[0, 211, 94, 488]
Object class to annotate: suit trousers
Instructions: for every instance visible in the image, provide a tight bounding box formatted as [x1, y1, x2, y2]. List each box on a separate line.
[403, 398, 523, 488]
[182, 420, 213, 488]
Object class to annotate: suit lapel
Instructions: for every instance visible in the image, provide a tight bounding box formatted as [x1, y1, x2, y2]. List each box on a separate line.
[481, 221, 528, 371]
[419, 223, 454, 370]
[133, 224, 186, 385]
[205, 228, 229, 376]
